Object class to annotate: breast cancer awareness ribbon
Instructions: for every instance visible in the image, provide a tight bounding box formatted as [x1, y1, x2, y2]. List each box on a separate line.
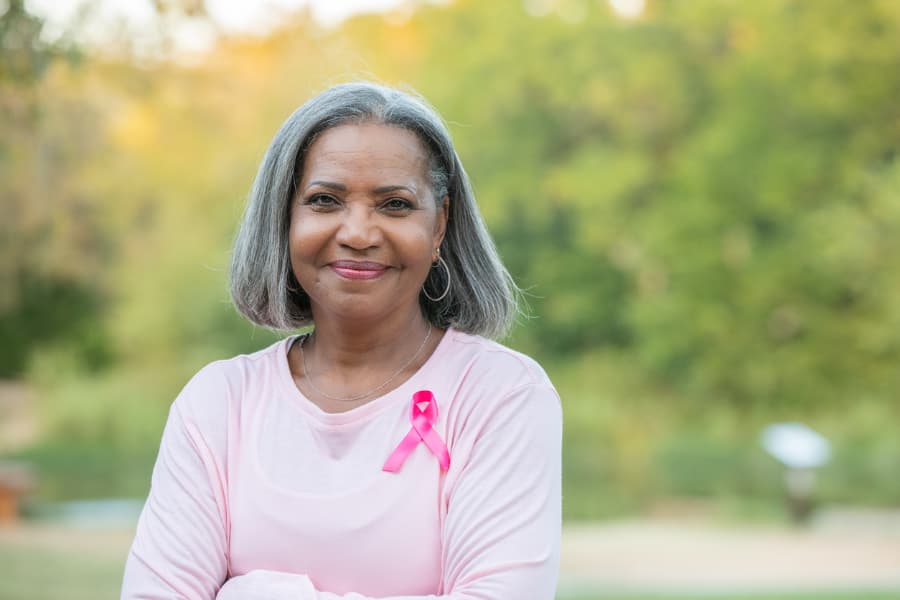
[383, 390, 451, 473]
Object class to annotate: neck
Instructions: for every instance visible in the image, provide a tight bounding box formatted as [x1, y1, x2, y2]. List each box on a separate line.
[292, 305, 439, 410]
[306, 292, 431, 368]
[305, 302, 432, 371]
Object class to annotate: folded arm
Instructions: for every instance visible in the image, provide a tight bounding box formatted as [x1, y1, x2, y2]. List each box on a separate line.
[219, 383, 562, 600]
[122, 378, 561, 600]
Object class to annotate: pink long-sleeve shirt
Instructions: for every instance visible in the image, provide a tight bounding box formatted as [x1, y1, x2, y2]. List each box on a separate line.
[121, 328, 562, 599]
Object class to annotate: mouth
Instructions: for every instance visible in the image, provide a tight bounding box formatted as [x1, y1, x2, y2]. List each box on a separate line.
[329, 260, 389, 280]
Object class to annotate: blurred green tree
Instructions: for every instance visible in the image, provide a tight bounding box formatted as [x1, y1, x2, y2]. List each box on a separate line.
[5, 0, 900, 509]
[0, 0, 110, 376]
[410, 0, 900, 412]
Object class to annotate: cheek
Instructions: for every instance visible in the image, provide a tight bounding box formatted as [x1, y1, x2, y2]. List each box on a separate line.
[400, 227, 437, 264]
[413, 210, 442, 248]
[289, 215, 326, 255]
[288, 221, 304, 258]
[288, 223, 321, 277]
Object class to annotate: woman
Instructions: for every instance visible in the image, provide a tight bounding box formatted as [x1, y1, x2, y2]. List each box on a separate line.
[121, 82, 562, 599]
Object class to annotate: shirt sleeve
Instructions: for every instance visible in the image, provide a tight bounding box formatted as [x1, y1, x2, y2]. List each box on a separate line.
[121, 370, 230, 599]
[217, 382, 563, 600]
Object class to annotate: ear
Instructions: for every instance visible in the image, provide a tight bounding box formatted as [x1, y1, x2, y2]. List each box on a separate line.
[433, 195, 449, 259]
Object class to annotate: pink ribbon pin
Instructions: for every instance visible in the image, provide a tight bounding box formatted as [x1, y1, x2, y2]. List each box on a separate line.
[383, 390, 451, 473]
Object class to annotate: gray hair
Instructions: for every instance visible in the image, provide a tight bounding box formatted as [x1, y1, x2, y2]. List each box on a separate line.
[229, 81, 520, 339]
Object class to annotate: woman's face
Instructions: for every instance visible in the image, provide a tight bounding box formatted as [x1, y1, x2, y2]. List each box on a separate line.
[290, 123, 448, 324]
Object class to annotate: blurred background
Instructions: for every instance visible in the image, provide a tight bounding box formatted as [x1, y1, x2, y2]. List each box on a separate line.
[1, 0, 899, 598]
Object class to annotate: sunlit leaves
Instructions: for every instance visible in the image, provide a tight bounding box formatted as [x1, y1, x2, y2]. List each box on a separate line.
[5, 0, 900, 417]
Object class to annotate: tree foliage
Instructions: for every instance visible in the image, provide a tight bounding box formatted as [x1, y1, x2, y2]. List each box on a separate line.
[2, 1, 899, 484]
[0, 0, 110, 376]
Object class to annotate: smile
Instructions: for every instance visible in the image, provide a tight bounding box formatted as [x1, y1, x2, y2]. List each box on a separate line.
[330, 261, 388, 280]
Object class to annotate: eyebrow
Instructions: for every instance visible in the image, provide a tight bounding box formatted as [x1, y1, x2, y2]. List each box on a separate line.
[305, 181, 417, 195]
[305, 180, 347, 192]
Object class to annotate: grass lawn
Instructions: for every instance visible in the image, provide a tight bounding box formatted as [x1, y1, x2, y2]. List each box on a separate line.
[0, 539, 126, 600]
[564, 596, 899, 600]
[0, 524, 897, 600]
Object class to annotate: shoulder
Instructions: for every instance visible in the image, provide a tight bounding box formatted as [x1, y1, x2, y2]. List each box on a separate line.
[172, 337, 292, 424]
[438, 331, 561, 466]
[438, 330, 560, 434]
[443, 329, 555, 393]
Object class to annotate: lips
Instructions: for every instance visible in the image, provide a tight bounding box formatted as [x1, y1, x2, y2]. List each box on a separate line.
[330, 260, 388, 280]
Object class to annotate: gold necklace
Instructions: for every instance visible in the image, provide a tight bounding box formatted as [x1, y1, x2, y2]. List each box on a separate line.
[298, 325, 433, 402]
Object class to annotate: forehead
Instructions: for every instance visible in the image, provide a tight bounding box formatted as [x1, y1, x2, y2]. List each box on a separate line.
[300, 123, 430, 182]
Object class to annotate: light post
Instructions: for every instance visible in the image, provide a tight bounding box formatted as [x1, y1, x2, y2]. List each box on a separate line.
[760, 422, 831, 524]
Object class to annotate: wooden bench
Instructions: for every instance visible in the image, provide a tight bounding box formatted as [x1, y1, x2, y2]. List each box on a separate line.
[0, 461, 35, 524]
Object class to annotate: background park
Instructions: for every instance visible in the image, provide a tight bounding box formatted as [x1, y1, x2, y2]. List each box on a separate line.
[1, 0, 899, 598]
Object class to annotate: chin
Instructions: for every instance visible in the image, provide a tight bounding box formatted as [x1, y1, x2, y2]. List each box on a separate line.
[314, 294, 408, 323]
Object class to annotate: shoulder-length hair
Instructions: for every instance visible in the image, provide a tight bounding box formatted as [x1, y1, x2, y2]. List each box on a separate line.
[229, 81, 520, 339]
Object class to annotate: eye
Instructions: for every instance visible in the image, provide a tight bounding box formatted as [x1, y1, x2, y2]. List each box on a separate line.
[381, 197, 414, 213]
[304, 194, 340, 210]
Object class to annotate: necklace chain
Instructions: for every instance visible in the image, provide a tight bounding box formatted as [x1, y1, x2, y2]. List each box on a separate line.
[299, 325, 433, 403]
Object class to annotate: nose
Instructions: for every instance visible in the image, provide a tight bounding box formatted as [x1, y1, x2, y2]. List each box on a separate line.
[335, 203, 382, 250]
